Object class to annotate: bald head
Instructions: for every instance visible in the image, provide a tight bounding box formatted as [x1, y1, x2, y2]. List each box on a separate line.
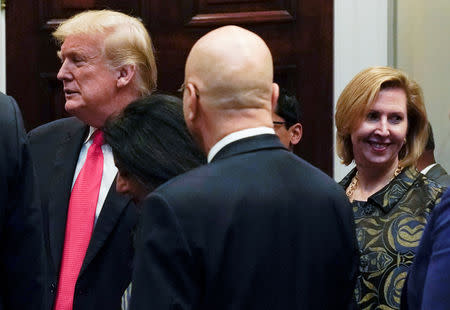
[183, 26, 278, 154]
[185, 26, 274, 110]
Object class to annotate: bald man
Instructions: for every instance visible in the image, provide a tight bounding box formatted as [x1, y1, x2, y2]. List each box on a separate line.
[131, 26, 359, 310]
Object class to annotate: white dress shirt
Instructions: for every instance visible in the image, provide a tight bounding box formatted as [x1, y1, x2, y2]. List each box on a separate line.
[207, 127, 275, 163]
[71, 126, 118, 225]
[421, 163, 438, 175]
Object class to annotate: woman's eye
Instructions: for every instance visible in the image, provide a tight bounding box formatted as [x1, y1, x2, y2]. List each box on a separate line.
[389, 115, 403, 123]
[366, 112, 378, 121]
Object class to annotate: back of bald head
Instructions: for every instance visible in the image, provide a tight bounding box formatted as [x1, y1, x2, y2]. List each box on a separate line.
[185, 26, 274, 110]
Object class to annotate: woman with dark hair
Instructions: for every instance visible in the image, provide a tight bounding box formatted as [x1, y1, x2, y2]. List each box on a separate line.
[104, 93, 205, 203]
[335, 66, 445, 309]
[103, 94, 206, 309]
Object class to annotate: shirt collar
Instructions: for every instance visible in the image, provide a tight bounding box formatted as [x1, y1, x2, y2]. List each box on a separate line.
[83, 126, 99, 144]
[207, 127, 275, 163]
[420, 163, 438, 175]
[340, 166, 419, 214]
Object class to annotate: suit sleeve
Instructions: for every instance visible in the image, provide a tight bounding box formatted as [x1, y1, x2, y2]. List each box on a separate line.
[332, 189, 360, 310]
[0, 94, 45, 310]
[131, 193, 201, 310]
[421, 189, 450, 309]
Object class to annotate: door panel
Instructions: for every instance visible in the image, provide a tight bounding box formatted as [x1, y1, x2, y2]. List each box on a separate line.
[6, 0, 334, 175]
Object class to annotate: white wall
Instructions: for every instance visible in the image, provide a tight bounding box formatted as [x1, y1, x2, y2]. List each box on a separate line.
[396, 0, 450, 171]
[333, 0, 391, 180]
[0, 7, 5, 92]
[3, 2, 445, 173]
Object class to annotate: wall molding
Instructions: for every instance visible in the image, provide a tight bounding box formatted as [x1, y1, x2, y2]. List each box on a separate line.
[187, 10, 294, 26]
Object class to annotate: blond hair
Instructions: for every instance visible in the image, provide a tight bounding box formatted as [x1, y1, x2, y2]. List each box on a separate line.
[335, 66, 428, 167]
[53, 10, 157, 95]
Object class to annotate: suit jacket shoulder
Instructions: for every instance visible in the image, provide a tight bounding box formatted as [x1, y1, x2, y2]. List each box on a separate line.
[426, 164, 450, 188]
[28, 117, 87, 210]
[0, 92, 44, 310]
[0, 93, 21, 184]
[160, 134, 345, 201]
[133, 134, 358, 310]
[29, 116, 86, 147]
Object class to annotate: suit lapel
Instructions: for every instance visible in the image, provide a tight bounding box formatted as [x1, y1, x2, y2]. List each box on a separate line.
[212, 134, 285, 163]
[80, 180, 132, 275]
[47, 122, 87, 272]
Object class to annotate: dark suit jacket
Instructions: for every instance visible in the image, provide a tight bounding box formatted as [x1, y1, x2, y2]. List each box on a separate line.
[425, 164, 450, 188]
[0, 92, 44, 309]
[401, 189, 450, 310]
[131, 134, 359, 310]
[29, 117, 137, 310]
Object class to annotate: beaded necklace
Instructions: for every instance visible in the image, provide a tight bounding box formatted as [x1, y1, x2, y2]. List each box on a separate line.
[346, 166, 403, 202]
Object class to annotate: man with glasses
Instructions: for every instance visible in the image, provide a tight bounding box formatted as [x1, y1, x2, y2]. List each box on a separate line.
[416, 123, 450, 187]
[272, 88, 303, 151]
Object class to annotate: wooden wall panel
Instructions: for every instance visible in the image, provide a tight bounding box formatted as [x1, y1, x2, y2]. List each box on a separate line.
[7, 0, 334, 175]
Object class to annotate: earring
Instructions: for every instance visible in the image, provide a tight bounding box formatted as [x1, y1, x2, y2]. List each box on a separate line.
[404, 137, 407, 144]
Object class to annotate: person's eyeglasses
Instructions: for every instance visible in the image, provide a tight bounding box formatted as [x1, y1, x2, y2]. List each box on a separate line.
[177, 82, 185, 93]
[273, 121, 286, 125]
[178, 82, 199, 98]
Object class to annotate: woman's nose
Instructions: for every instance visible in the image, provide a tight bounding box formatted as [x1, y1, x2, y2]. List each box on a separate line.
[374, 118, 389, 136]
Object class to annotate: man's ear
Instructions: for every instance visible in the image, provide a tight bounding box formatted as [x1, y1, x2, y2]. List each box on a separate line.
[271, 83, 279, 112]
[289, 123, 303, 146]
[184, 82, 198, 122]
[117, 64, 136, 88]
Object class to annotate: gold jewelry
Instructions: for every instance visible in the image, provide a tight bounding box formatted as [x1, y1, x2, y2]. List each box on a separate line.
[346, 166, 403, 202]
[345, 173, 359, 202]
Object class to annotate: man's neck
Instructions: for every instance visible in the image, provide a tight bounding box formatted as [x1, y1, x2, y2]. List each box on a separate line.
[207, 126, 274, 162]
[201, 108, 274, 153]
[416, 150, 436, 171]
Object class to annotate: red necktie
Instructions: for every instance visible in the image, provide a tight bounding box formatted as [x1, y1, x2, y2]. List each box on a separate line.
[54, 130, 104, 310]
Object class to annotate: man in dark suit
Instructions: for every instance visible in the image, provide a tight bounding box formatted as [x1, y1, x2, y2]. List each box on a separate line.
[28, 10, 157, 310]
[0, 92, 44, 309]
[131, 26, 359, 310]
[416, 123, 450, 188]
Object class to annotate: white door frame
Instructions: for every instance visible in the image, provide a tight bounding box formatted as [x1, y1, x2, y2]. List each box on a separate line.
[0, 6, 6, 93]
[333, 0, 394, 180]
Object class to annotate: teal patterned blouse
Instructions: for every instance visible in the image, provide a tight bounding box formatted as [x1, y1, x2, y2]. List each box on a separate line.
[340, 166, 445, 310]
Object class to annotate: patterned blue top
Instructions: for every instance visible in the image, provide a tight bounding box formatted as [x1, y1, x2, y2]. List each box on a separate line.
[340, 166, 444, 309]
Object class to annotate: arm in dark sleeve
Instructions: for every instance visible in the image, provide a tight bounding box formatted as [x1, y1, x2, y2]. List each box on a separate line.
[333, 189, 360, 310]
[131, 193, 201, 310]
[0, 93, 45, 309]
[421, 190, 450, 310]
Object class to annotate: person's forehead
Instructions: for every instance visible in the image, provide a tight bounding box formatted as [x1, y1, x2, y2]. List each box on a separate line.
[60, 33, 104, 54]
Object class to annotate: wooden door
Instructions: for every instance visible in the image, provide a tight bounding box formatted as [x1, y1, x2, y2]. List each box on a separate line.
[6, 0, 334, 175]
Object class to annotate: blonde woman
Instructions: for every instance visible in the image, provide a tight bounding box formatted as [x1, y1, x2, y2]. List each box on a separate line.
[335, 66, 445, 309]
